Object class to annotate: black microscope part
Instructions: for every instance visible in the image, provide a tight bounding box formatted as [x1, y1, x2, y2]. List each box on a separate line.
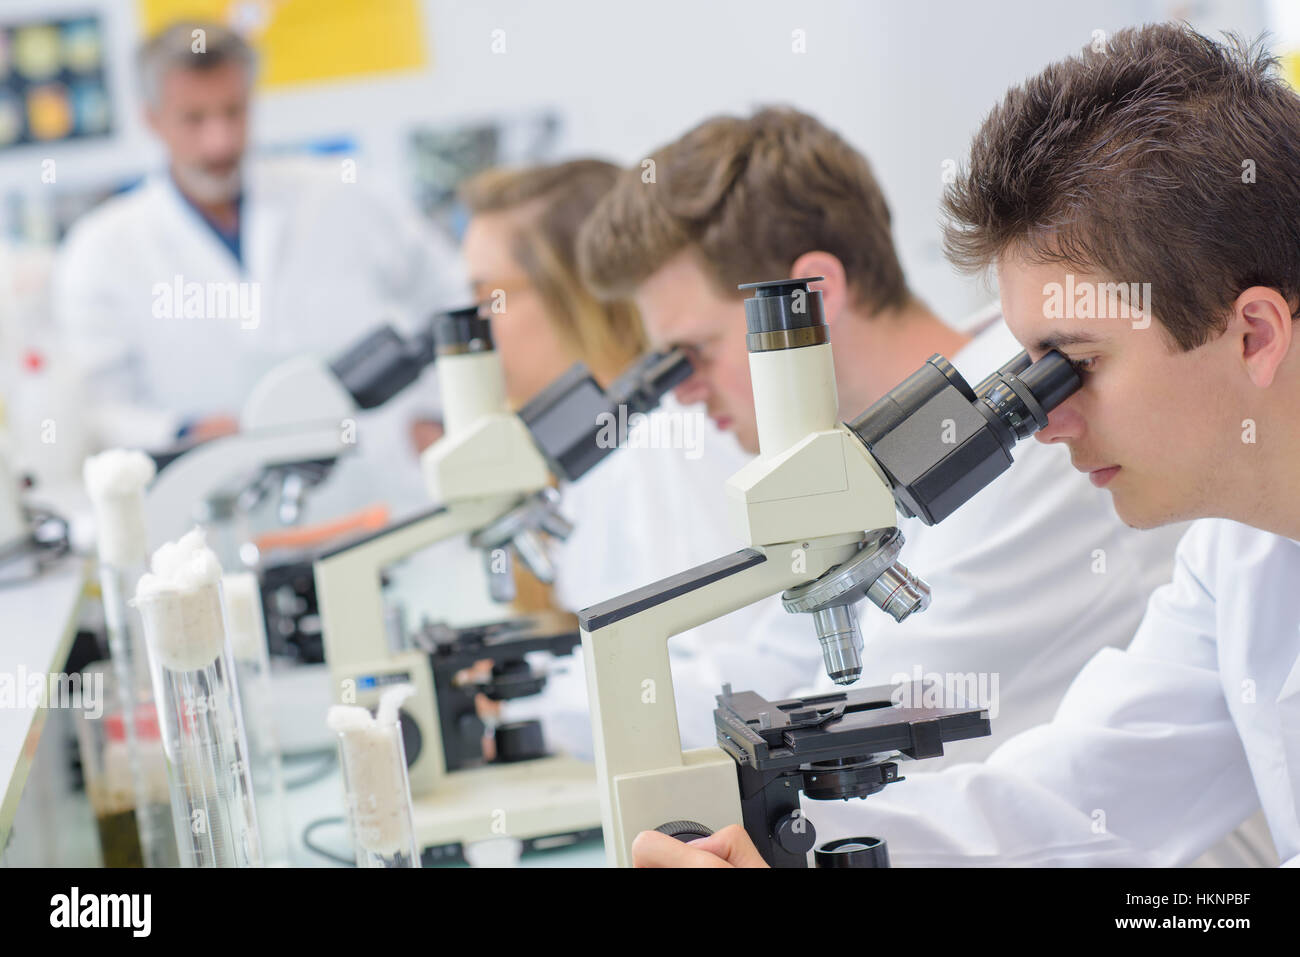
[494, 720, 548, 763]
[518, 348, 692, 483]
[1015, 350, 1079, 418]
[740, 276, 826, 330]
[420, 616, 581, 773]
[740, 276, 829, 351]
[846, 348, 1081, 524]
[714, 683, 990, 868]
[330, 322, 436, 410]
[655, 820, 715, 842]
[814, 836, 890, 868]
[331, 305, 488, 411]
[431, 304, 493, 354]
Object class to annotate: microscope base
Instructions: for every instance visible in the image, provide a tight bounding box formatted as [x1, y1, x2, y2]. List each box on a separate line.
[603, 747, 743, 867]
[412, 754, 600, 863]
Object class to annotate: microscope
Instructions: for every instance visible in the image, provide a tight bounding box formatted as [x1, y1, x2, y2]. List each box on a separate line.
[313, 306, 690, 861]
[0, 442, 26, 559]
[0, 436, 71, 582]
[578, 277, 1080, 867]
[146, 308, 450, 554]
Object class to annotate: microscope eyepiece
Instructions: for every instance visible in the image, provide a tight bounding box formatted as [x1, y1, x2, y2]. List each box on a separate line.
[332, 306, 485, 410]
[607, 348, 693, 414]
[977, 349, 1080, 442]
[846, 348, 1081, 525]
[1018, 351, 1080, 418]
[740, 277, 829, 353]
[432, 305, 493, 356]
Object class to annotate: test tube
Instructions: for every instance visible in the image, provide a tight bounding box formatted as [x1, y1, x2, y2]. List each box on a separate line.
[223, 571, 291, 866]
[74, 664, 174, 867]
[328, 685, 421, 868]
[83, 449, 178, 867]
[132, 527, 262, 867]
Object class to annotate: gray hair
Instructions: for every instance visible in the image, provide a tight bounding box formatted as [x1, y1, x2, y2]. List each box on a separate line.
[137, 22, 257, 108]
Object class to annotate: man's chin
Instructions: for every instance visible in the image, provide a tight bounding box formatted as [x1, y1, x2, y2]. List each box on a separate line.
[1110, 486, 1186, 531]
[175, 164, 242, 204]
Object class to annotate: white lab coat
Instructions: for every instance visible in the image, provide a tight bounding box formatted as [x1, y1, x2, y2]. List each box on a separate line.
[525, 318, 1186, 769]
[804, 518, 1300, 867]
[52, 157, 468, 515]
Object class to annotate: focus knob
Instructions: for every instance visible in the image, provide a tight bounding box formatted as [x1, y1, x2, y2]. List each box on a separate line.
[654, 820, 713, 842]
[774, 811, 817, 855]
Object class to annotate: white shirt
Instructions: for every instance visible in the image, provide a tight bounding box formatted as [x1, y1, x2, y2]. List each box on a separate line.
[52, 157, 467, 515]
[527, 317, 1186, 762]
[804, 518, 1300, 867]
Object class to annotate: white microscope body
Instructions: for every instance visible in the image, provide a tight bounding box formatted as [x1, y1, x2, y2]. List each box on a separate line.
[313, 310, 584, 853]
[580, 286, 895, 866]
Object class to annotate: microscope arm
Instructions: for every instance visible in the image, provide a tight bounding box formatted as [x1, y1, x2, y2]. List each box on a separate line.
[313, 492, 527, 796]
[578, 532, 864, 867]
[313, 494, 523, 670]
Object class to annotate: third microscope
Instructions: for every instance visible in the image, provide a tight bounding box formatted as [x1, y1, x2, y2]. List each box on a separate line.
[314, 306, 690, 861]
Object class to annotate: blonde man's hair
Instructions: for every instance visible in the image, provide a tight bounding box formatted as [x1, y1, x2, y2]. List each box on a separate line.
[577, 107, 911, 314]
[459, 159, 647, 383]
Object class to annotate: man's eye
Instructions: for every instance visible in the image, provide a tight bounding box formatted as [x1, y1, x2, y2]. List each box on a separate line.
[679, 343, 707, 365]
[1069, 356, 1098, 373]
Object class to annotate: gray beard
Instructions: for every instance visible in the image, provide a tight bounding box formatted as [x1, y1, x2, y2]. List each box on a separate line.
[174, 162, 243, 205]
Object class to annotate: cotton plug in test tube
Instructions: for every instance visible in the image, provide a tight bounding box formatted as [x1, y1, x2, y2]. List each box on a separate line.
[328, 685, 421, 868]
[83, 449, 177, 868]
[131, 527, 262, 867]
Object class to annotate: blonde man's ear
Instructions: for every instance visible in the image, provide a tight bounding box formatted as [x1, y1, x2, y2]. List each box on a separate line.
[791, 251, 850, 325]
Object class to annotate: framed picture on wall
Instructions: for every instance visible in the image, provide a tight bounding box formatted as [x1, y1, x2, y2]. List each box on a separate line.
[409, 111, 562, 238]
[0, 14, 113, 150]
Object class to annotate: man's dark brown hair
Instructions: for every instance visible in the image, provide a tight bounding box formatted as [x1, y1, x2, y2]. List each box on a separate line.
[578, 107, 911, 315]
[943, 22, 1300, 350]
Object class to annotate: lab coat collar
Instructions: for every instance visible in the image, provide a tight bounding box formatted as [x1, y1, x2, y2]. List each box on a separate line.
[151, 172, 243, 280]
[152, 164, 290, 282]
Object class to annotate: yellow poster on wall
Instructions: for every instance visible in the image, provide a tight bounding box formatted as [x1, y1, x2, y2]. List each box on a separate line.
[1284, 51, 1300, 94]
[136, 0, 428, 89]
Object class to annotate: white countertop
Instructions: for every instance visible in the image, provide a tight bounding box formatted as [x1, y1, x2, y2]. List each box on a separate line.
[0, 555, 88, 844]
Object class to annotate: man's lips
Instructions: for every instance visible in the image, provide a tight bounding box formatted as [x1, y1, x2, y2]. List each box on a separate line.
[1084, 465, 1121, 488]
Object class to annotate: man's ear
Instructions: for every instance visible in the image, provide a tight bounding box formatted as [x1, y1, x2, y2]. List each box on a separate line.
[1232, 286, 1293, 389]
[790, 251, 848, 323]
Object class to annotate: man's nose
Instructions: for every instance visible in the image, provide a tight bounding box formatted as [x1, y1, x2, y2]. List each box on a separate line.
[1035, 398, 1084, 444]
[201, 116, 241, 156]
